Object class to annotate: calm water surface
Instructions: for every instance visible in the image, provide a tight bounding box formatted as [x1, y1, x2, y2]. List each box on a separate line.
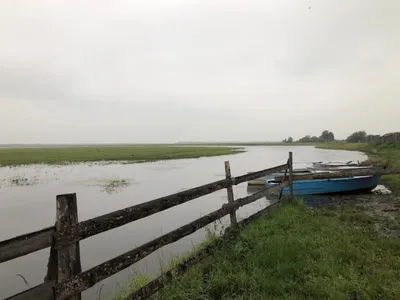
[0, 146, 366, 299]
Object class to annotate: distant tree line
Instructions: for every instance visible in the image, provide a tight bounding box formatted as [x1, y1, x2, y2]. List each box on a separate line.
[282, 130, 395, 144]
[283, 130, 335, 143]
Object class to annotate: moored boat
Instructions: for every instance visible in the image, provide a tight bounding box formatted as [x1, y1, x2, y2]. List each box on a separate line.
[247, 161, 383, 191]
[266, 174, 381, 196]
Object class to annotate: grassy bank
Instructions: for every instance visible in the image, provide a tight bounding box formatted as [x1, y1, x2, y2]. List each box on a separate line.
[0, 145, 244, 167]
[147, 200, 400, 300]
[316, 143, 400, 193]
[316, 142, 369, 151]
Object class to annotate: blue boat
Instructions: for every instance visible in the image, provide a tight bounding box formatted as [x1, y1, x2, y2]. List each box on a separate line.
[266, 174, 381, 196]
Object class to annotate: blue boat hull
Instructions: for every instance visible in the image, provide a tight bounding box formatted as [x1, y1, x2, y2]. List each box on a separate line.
[266, 175, 381, 196]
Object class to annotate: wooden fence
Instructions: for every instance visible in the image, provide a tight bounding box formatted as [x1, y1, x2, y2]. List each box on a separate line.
[0, 153, 294, 300]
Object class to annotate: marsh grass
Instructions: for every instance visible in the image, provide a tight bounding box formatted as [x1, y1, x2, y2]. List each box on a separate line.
[316, 142, 369, 151]
[4, 175, 38, 187]
[100, 179, 131, 194]
[0, 146, 244, 167]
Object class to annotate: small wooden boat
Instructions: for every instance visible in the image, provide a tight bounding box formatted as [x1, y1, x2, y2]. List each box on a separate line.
[266, 174, 381, 196]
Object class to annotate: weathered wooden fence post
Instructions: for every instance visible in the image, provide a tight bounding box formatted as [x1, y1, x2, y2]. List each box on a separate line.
[224, 161, 237, 226]
[288, 152, 294, 198]
[55, 193, 82, 300]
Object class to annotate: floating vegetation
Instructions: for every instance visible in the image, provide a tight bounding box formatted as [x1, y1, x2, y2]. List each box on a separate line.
[100, 179, 131, 194]
[6, 175, 38, 187]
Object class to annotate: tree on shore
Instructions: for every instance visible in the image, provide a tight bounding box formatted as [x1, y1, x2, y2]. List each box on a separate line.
[318, 130, 335, 142]
[346, 131, 367, 143]
[298, 135, 319, 143]
[282, 137, 294, 143]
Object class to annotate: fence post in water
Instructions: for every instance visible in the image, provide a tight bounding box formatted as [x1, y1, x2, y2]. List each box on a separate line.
[55, 193, 82, 300]
[288, 152, 294, 198]
[224, 161, 237, 226]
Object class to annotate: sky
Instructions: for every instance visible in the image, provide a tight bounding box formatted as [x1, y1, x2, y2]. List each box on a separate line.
[0, 0, 399, 144]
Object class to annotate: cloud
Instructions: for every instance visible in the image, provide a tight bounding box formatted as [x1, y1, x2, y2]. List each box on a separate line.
[0, 0, 399, 143]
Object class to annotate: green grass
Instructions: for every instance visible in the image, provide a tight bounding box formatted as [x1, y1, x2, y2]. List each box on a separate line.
[316, 142, 369, 151]
[316, 142, 400, 193]
[0, 145, 244, 166]
[154, 201, 400, 300]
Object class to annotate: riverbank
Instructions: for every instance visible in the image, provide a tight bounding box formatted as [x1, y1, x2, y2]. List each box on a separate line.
[0, 145, 244, 167]
[128, 199, 400, 300]
[105, 142, 400, 300]
[316, 143, 400, 194]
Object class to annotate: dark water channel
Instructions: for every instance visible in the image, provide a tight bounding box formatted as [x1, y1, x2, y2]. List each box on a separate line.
[0, 146, 366, 299]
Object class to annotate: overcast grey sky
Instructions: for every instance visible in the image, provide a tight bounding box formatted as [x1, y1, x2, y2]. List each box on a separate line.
[0, 0, 399, 143]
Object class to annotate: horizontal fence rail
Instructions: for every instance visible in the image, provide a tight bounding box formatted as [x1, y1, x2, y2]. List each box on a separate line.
[0, 226, 55, 264]
[1, 154, 293, 300]
[54, 178, 232, 249]
[54, 163, 288, 250]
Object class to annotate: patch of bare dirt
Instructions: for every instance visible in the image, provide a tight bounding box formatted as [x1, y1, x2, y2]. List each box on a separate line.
[332, 193, 400, 238]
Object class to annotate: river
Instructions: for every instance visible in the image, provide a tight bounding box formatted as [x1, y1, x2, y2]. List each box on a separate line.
[0, 146, 366, 299]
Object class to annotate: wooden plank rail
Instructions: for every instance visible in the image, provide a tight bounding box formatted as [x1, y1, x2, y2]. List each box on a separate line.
[274, 168, 400, 182]
[54, 181, 288, 300]
[0, 226, 55, 264]
[54, 163, 288, 249]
